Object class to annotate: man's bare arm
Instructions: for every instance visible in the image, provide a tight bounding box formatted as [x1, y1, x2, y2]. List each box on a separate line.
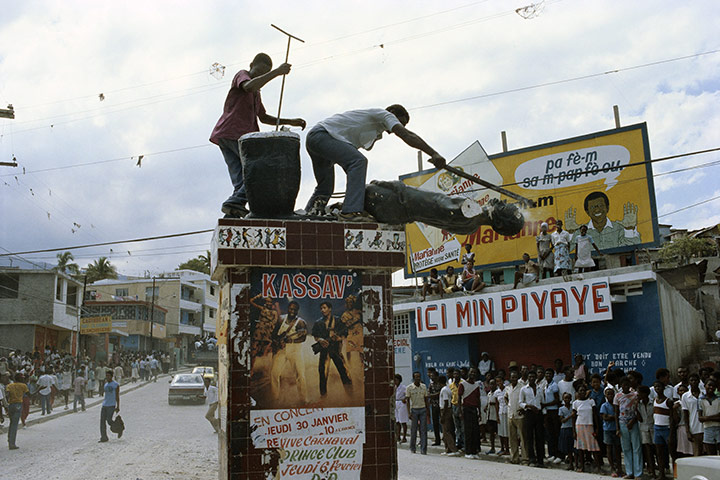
[258, 112, 306, 130]
[391, 124, 446, 168]
[242, 63, 292, 92]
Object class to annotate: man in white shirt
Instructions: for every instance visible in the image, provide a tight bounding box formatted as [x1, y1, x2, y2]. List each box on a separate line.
[504, 370, 527, 464]
[37, 368, 57, 415]
[203, 377, 219, 433]
[519, 371, 545, 467]
[303, 105, 446, 222]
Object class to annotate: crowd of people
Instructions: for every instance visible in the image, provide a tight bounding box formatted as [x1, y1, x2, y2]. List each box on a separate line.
[0, 346, 172, 450]
[394, 353, 720, 479]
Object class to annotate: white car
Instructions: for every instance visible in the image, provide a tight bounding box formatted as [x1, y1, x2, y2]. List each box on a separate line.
[676, 455, 720, 480]
[168, 374, 205, 405]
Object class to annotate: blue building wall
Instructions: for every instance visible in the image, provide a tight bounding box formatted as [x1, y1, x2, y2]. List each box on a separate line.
[568, 281, 666, 383]
[120, 334, 140, 351]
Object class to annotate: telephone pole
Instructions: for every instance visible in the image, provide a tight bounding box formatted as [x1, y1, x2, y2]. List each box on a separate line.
[149, 276, 156, 352]
[1, 104, 17, 168]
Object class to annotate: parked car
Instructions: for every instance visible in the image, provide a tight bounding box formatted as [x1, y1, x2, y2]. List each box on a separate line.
[192, 366, 216, 382]
[676, 455, 720, 480]
[168, 374, 205, 405]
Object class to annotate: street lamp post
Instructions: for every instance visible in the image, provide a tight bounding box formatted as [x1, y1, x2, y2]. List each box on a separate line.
[149, 277, 156, 352]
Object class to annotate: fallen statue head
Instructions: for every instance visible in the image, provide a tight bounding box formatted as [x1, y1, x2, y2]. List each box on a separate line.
[364, 180, 524, 236]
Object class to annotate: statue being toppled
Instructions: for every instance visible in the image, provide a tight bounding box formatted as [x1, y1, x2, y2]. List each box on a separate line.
[363, 180, 525, 236]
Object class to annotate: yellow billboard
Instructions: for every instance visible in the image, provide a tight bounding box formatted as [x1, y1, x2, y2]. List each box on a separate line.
[401, 123, 659, 275]
[80, 316, 112, 334]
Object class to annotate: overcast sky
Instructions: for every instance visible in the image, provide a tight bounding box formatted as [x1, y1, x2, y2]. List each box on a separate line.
[0, 0, 718, 281]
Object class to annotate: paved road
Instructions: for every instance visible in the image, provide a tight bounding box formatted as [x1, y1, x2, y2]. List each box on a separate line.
[3, 377, 218, 480]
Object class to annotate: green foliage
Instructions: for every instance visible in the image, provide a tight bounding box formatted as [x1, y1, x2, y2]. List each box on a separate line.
[659, 236, 716, 264]
[177, 250, 211, 275]
[54, 251, 79, 275]
[86, 257, 118, 283]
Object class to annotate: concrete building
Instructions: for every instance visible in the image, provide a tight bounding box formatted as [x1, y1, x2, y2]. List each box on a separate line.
[88, 270, 218, 363]
[0, 267, 83, 355]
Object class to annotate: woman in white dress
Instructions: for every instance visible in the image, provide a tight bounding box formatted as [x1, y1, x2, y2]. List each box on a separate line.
[574, 225, 602, 272]
[394, 374, 409, 443]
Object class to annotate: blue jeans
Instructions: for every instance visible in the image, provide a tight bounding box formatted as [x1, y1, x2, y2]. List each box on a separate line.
[452, 404, 465, 448]
[619, 423, 643, 477]
[100, 405, 116, 441]
[217, 137, 248, 208]
[409, 407, 428, 454]
[304, 126, 368, 214]
[8, 403, 22, 447]
[74, 393, 85, 412]
[40, 393, 51, 414]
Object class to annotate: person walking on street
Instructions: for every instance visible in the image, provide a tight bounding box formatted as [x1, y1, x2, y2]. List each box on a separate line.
[95, 362, 107, 396]
[203, 377, 219, 433]
[405, 372, 429, 455]
[114, 363, 123, 385]
[73, 369, 87, 413]
[6, 373, 29, 450]
[99, 370, 119, 443]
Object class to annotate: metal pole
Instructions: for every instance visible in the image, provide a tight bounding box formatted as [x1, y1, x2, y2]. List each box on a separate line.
[76, 274, 87, 358]
[270, 24, 305, 131]
[613, 105, 621, 128]
[149, 277, 156, 352]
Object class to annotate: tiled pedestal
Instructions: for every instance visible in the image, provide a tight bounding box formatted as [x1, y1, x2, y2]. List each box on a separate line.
[211, 218, 405, 480]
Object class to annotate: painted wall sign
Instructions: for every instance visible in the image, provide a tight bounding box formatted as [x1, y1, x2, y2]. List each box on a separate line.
[401, 124, 659, 274]
[344, 228, 405, 252]
[216, 225, 287, 250]
[409, 238, 461, 272]
[249, 268, 364, 410]
[401, 277, 612, 338]
[250, 407, 365, 448]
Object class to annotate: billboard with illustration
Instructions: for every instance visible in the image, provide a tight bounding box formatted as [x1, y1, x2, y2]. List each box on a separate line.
[401, 123, 659, 275]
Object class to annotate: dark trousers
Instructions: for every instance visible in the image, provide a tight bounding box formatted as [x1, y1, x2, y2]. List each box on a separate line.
[544, 408, 560, 458]
[430, 404, 441, 444]
[100, 405, 115, 441]
[463, 406, 480, 455]
[441, 407, 458, 453]
[523, 410, 545, 465]
[318, 345, 351, 395]
[452, 404, 464, 448]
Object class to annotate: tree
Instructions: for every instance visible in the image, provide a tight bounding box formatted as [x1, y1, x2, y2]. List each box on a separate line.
[659, 236, 716, 265]
[86, 257, 118, 283]
[177, 250, 211, 275]
[54, 251, 79, 275]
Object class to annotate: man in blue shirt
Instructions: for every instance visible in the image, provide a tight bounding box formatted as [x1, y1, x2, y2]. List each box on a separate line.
[541, 368, 562, 463]
[99, 370, 120, 443]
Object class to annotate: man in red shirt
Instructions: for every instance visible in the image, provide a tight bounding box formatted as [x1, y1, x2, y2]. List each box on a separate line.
[210, 53, 306, 218]
[458, 367, 482, 458]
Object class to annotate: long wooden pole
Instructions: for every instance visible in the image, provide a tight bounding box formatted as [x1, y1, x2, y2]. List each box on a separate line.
[271, 24, 305, 131]
[440, 164, 535, 208]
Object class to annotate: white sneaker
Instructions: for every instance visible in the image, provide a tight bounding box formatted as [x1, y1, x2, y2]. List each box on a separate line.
[473, 454, 482, 459]
[553, 457, 562, 464]
[464, 454, 474, 459]
[449, 451, 462, 457]
[548, 456, 556, 462]
[440, 452, 448, 456]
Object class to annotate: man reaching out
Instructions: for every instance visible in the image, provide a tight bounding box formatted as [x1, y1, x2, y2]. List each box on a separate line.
[304, 105, 446, 222]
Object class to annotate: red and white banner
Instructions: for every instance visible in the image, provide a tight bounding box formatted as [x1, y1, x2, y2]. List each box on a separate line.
[400, 277, 612, 338]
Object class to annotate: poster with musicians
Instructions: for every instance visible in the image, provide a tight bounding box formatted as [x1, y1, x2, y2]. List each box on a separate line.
[249, 268, 365, 410]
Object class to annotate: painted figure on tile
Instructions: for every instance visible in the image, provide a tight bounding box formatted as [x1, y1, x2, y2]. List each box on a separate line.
[311, 302, 352, 397]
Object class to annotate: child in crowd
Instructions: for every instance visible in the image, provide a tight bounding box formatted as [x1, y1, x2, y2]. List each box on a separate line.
[614, 376, 643, 479]
[421, 268, 443, 301]
[493, 375, 509, 456]
[682, 372, 704, 456]
[572, 384, 602, 473]
[484, 378, 498, 454]
[558, 392, 575, 470]
[600, 388, 621, 477]
[652, 380, 675, 480]
[699, 378, 720, 455]
[675, 384, 694, 457]
[558, 366, 576, 402]
[637, 385, 656, 478]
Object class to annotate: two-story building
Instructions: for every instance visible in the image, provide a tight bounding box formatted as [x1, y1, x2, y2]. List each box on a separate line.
[0, 267, 83, 355]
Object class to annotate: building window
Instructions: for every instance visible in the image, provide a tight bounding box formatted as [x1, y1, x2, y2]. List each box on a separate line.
[181, 286, 194, 301]
[181, 310, 192, 325]
[115, 288, 129, 297]
[209, 308, 215, 318]
[145, 286, 159, 302]
[85, 290, 97, 301]
[394, 313, 410, 336]
[210, 285, 216, 296]
[66, 284, 78, 307]
[0, 273, 19, 299]
[56, 278, 64, 301]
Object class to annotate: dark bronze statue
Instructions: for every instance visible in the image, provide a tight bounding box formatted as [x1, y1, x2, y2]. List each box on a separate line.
[364, 180, 525, 236]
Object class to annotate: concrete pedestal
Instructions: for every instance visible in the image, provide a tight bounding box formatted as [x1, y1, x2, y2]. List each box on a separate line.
[211, 218, 405, 480]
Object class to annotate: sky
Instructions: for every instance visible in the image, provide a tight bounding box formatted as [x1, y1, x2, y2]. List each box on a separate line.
[0, 0, 719, 282]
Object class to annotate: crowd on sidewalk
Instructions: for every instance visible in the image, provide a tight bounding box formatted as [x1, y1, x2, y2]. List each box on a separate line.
[394, 353, 720, 480]
[0, 346, 171, 449]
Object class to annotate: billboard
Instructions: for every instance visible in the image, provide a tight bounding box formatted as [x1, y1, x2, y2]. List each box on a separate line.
[79, 316, 112, 334]
[402, 123, 659, 275]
